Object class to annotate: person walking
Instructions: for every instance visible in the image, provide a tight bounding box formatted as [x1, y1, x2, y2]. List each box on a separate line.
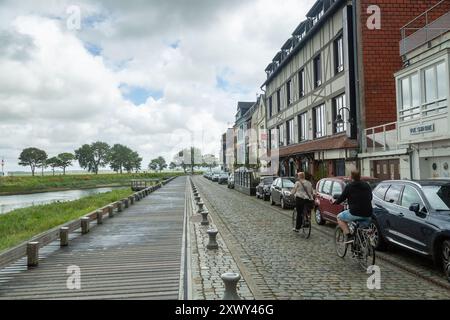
[290, 172, 314, 232]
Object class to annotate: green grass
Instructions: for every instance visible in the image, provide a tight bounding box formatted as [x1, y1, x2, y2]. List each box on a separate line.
[0, 172, 185, 195]
[0, 188, 133, 253]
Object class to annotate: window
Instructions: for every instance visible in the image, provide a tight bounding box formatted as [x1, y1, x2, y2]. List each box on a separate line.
[286, 119, 294, 145]
[332, 182, 343, 196]
[278, 124, 285, 147]
[270, 128, 278, 149]
[298, 69, 305, 98]
[286, 80, 292, 106]
[268, 96, 273, 118]
[334, 34, 344, 74]
[385, 184, 404, 204]
[374, 184, 389, 200]
[313, 104, 325, 138]
[277, 89, 281, 112]
[400, 73, 420, 121]
[333, 94, 347, 133]
[322, 180, 332, 195]
[317, 180, 324, 193]
[298, 112, 308, 142]
[313, 54, 322, 88]
[400, 185, 424, 209]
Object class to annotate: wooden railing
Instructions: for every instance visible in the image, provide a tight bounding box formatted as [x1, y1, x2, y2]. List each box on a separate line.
[0, 176, 177, 270]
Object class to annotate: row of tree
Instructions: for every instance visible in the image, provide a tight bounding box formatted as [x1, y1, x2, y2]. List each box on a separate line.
[18, 142, 143, 176]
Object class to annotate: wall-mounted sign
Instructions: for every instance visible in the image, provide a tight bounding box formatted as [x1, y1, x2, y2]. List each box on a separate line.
[410, 124, 435, 135]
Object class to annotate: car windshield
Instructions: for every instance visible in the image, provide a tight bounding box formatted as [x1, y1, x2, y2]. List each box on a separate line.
[281, 179, 295, 188]
[422, 185, 450, 211]
[263, 177, 274, 185]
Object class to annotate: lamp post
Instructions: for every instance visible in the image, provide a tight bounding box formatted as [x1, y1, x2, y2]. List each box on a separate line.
[333, 106, 354, 132]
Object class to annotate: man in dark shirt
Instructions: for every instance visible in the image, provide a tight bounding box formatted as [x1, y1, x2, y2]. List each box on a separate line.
[334, 170, 373, 241]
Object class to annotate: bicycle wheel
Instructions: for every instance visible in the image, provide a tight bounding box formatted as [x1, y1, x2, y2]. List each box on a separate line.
[335, 226, 347, 258]
[292, 208, 297, 230]
[301, 210, 311, 239]
[358, 232, 376, 270]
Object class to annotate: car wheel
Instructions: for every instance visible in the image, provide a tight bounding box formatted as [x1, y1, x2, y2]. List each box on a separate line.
[314, 207, 326, 225]
[369, 220, 387, 251]
[442, 240, 450, 282]
[270, 194, 275, 205]
[281, 197, 286, 210]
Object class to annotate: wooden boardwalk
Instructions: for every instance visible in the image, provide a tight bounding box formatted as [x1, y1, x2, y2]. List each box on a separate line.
[0, 177, 186, 300]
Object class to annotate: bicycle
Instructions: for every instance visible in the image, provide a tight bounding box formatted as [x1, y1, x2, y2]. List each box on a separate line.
[335, 219, 376, 270]
[292, 207, 311, 239]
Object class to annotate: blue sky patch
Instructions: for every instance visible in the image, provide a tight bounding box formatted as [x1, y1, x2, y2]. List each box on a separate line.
[84, 42, 102, 56]
[119, 84, 163, 105]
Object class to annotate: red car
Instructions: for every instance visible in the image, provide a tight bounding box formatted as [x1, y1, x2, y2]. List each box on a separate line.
[314, 176, 379, 225]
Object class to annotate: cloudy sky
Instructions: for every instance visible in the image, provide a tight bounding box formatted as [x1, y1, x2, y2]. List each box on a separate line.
[0, 0, 315, 172]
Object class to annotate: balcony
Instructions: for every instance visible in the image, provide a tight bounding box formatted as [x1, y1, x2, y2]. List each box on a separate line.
[400, 0, 450, 56]
[363, 122, 405, 155]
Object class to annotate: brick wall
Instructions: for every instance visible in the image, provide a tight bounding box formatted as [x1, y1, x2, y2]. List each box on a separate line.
[359, 0, 448, 129]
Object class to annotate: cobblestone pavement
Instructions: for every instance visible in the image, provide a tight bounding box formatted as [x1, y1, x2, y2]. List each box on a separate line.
[193, 176, 450, 300]
[188, 179, 254, 300]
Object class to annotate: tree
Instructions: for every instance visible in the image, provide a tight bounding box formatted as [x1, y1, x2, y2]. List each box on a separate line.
[169, 162, 177, 170]
[18, 147, 47, 176]
[109, 144, 132, 174]
[123, 151, 142, 173]
[47, 157, 62, 176]
[149, 156, 167, 172]
[57, 152, 75, 175]
[75, 142, 110, 174]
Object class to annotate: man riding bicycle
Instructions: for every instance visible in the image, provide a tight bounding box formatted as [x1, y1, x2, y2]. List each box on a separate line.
[333, 170, 372, 243]
[290, 171, 314, 232]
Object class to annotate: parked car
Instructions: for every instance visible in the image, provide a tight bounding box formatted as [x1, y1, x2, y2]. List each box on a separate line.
[314, 176, 379, 226]
[256, 176, 276, 201]
[270, 177, 296, 209]
[370, 179, 450, 281]
[218, 172, 228, 184]
[227, 173, 235, 189]
[212, 172, 220, 182]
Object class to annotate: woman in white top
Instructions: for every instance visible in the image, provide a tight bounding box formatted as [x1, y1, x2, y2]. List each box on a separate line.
[290, 172, 314, 231]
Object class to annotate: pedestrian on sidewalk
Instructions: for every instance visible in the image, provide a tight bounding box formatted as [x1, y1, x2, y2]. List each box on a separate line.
[290, 171, 314, 232]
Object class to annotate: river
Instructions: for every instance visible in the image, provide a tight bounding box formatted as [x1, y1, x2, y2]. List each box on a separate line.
[0, 187, 126, 215]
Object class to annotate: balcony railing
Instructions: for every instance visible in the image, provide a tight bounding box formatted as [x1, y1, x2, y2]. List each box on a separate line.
[364, 122, 400, 153]
[400, 0, 450, 56]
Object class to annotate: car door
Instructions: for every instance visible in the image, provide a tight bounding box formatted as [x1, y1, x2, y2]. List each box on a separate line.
[379, 184, 405, 244]
[321, 180, 334, 220]
[272, 178, 281, 203]
[396, 185, 435, 254]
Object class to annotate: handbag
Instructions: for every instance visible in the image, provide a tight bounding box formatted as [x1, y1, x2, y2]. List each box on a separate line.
[299, 181, 315, 209]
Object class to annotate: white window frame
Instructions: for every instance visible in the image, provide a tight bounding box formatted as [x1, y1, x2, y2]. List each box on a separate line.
[298, 112, 308, 142]
[314, 104, 326, 139]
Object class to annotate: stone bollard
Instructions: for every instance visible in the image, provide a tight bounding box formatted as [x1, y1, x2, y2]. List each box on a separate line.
[81, 217, 90, 234]
[60, 227, 69, 247]
[27, 242, 39, 267]
[201, 210, 209, 225]
[193, 191, 199, 197]
[108, 205, 114, 218]
[194, 195, 201, 204]
[117, 201, 123, 212]
[96, 209, 103, 225]
[197, 201, 205, 213]
[129, 196, 134, 205]
[221, 272, 241, 300]
[206, 228, 218, 249]
[123, 198, 129, 209]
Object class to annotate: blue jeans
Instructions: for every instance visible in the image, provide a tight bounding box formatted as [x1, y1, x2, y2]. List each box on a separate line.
[337, 210, 371, 226]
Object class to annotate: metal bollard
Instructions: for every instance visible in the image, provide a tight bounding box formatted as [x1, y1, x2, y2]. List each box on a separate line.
[81, 217, 90, 234]
[27, 242, 39, 267]
[108, 205, 114, 218]
[201, 210, 209, 225]
[206, 228, 218, 249]
[60, 227, 69, 247]
[221, 273, 241, 300]
[117, 201, 123, 212]
[96, 209, 103, 225]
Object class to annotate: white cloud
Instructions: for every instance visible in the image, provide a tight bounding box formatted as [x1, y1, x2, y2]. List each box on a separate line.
[0, 0, 315, 172]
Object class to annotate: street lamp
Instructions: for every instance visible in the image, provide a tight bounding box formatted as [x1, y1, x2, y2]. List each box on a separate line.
[333, 107, 354, 129]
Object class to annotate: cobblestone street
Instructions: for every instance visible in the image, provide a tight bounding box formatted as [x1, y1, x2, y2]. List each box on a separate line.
[192, 176, 450, 300]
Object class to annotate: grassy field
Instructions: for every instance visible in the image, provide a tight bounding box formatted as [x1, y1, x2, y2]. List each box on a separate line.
[0, 172, 185, 195]
[0, 188, 133, 253]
